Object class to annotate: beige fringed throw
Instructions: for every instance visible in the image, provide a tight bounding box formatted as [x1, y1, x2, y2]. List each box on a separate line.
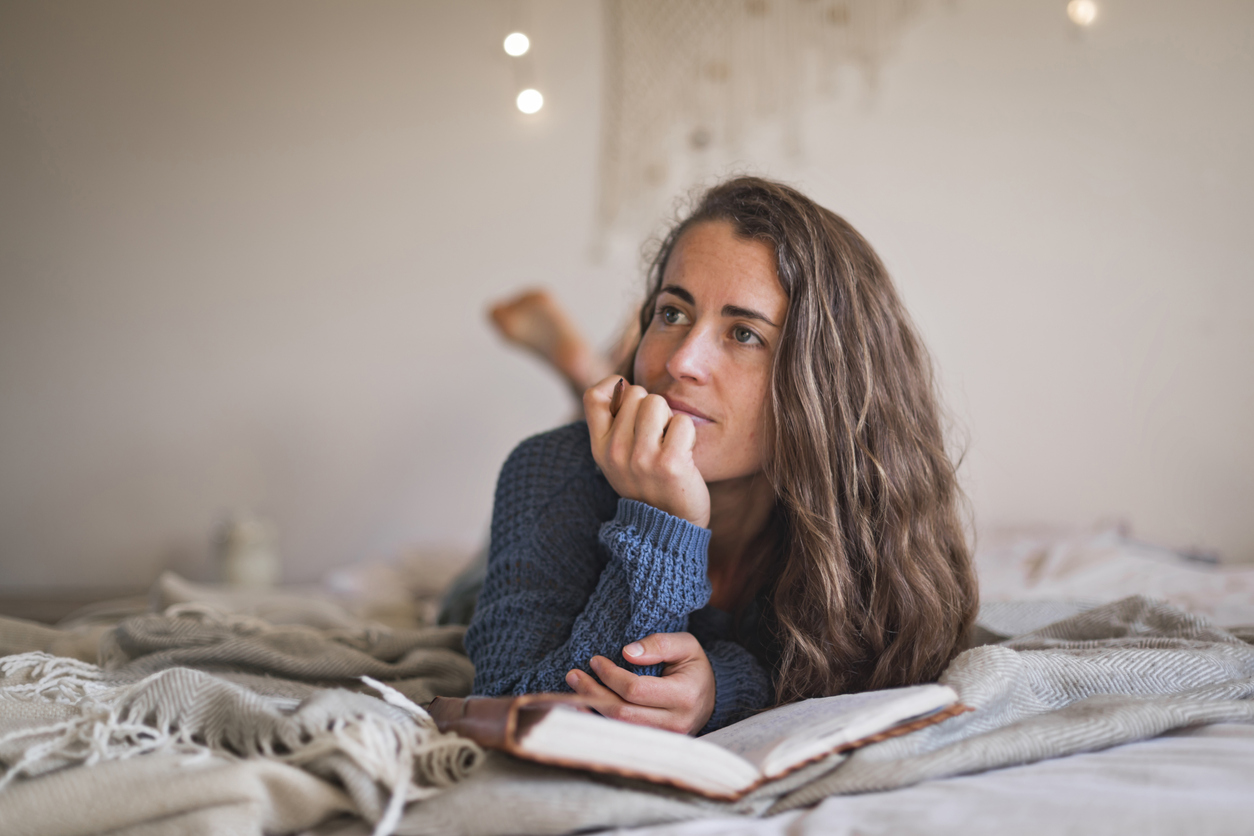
[6, 595, 1254, 835]
[0, 652, 482, 835]
[100, 603, 475, 706]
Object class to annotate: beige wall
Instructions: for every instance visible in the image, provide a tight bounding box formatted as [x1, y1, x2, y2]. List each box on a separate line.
[1, 0, 1250, 590]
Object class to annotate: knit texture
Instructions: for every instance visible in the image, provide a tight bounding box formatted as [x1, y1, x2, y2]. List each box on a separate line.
[464, 422, 773, 731]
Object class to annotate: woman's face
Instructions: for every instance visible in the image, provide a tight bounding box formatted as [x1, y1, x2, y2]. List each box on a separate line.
[633, 220, 788, 485]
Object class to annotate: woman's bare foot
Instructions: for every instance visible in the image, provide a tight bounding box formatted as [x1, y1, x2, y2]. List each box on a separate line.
[488, 290, 613, 394]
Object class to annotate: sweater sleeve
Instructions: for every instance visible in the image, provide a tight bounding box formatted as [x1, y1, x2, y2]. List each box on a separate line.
[700, 641, 773, 732]
[464, 426, 714, 696]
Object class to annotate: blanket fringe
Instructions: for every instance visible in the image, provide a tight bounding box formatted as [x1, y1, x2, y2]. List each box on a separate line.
[0, 652, 109, 704]
[0, 652, 483, 836]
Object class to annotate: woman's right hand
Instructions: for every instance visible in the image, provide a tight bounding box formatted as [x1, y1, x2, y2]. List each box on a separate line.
[585, 376, 711, 528]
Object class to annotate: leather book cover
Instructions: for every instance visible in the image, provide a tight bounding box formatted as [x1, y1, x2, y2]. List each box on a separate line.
[427, 693, 970, 800]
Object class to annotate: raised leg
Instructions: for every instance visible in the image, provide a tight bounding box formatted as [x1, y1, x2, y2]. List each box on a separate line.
[488, 289, 614, 395]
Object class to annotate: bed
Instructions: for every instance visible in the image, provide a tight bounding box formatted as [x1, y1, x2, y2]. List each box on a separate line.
[2, 525, 1252, 836]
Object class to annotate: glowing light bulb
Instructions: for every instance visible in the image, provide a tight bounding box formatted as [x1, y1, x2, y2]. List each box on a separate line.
[503, 32, 530, 56]
[516, 88, 544, 114]
[1067, 0, 1097, 26]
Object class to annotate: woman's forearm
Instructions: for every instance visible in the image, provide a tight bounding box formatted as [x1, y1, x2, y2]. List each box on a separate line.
[467, 498, 712, 695]
[464, 424, 716, 697]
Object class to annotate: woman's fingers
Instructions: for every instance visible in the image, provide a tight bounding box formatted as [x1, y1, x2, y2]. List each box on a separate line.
[589, 380, 665, 462]
[566, 668, 634, 717]
[584, 660, 694, 731]
[591, 656, 678, 709]
[658, 413, 696, 473]
[632, 394, 672, 456]
[587, 377, 650, 481]
[586, 382, 707, 526]
[576, 639, 716, 735]
[622, 632, 703, 667]
[566, 667, 614, 700]
[605, 384, 648, 459]
[609, 377, 626, 417]
[588, 656, 639, 697]
[568, 665, 676, 728]
[583, 375, 625, 441]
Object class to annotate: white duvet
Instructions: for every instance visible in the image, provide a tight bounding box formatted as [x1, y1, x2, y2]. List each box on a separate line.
[975, 524, 1254, 627]
[615, 724, 1254, 836]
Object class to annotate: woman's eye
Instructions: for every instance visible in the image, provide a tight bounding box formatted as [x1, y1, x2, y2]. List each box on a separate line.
[660, 306, 687, 325]
[733, 326, 761, 345]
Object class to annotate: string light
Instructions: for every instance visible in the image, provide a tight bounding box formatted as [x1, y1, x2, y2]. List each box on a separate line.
[503, 32, 530, 56]
[516, 88, 544, 114]
[1067, 0, 1097, 26]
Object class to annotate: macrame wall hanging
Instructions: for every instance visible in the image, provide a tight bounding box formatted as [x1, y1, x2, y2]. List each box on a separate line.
[597, 0, 927, 230]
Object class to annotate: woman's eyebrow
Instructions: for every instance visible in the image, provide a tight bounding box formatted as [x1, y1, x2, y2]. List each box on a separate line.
[659, 284, 695, 304]
[722, 304, 778, 328]
[661, 285, 779, 327]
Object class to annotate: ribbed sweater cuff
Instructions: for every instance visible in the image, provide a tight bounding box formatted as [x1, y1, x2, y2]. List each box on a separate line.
[610, 499, 711, 613]
[614, 498, 710, 554]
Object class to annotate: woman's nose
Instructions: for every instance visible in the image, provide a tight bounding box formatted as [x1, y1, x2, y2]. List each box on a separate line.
[665, 327, 713, 384]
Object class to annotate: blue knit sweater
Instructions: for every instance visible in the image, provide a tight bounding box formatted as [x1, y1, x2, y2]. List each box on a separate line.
[464, 422, 774, 732]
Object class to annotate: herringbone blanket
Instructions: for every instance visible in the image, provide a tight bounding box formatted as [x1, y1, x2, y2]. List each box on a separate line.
[101, 604, 474, 705]
[0, 605, 481, 836]
[375, 595, 1254, 835]
[766, 595, 1254, 813]
[2, 595, 1252, 836]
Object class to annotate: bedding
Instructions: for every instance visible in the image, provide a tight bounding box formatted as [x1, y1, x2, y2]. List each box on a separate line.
[0, 606, 482, 836]
[300, 595, 1254, 836]
[1, 528, 1252, 836]
[609, 724, 1254, 836]
[974, 524, 1254, 628]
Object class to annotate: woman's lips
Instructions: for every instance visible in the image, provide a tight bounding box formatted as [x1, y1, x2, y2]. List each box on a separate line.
[663, 396, 714, 424]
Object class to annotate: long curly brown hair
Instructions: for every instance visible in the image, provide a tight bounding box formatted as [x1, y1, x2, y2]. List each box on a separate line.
[627, 177, 977, 703]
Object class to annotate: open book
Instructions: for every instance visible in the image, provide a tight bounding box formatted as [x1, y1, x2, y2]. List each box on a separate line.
[428, 683, 966, 800]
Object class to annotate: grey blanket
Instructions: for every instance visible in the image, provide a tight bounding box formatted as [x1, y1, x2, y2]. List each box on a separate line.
[2, 595, 1253, 836]
[0, 605, 481, 836]
[362, 595, 1254, 835]
[768, 595, 1254, 812]
[101, 604, 473, 705]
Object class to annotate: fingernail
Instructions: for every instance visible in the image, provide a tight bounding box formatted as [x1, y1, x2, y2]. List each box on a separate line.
[610, 378, 625, 417]
[566, 670, 580, 686]
[624, 642, 643, 657]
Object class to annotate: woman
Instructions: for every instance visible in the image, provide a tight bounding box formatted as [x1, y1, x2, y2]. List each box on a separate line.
[464, 177, 977, 735]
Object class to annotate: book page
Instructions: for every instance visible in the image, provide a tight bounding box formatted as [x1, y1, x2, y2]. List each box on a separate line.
[520, 705, 762, 797]
[699, 685, 956, 774]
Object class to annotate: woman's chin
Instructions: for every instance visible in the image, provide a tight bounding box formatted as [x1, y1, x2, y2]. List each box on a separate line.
[693, 441, 767, 486]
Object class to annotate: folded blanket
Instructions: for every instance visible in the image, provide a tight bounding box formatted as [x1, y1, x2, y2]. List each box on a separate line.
[0, 604, 482, 836]
[767, 596, 1254, 813]
[0, 753, 356, 836]
[100, 604, 474, 705]
[374, 596, 1254, 835]
[4, 595, 1253, 836]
